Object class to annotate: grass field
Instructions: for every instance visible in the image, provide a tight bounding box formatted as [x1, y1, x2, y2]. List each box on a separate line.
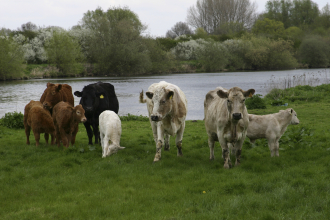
[1, 98, 330, 219]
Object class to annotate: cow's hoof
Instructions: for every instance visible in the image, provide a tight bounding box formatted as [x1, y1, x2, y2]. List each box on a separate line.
[153, 158, 161, 163]
[223, 164, 231, 169]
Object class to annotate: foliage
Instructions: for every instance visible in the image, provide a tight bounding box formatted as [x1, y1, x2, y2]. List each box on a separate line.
[45, 30, 84, 75]
[119, 114, 149, 121]
[0, 35, 24, 80]
[155, 37, 178, 51]
[244, 35, 298, 70]
[297, 35, 330, 68]
[81, 6, 151, 75]
[222, 39, 252, 70]
[186, 0, 257, 33]
[171, 38, 208, 60]
[196, 41, 229, 71]
[252, 18, 285, 37]
[279, 126, 314, 149]
[246, 94, 267, 109]
[0, 111, 24, 129]
[165, 22, 193, 39]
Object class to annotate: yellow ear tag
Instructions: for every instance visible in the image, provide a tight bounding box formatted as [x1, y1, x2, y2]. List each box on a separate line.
[169, 95, 173, 100]
[249, 93, 253, 98]
[100, 95, 104, 99]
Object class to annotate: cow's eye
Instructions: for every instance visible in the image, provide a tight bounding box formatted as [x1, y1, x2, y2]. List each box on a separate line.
[227, 99, 231, 103]
[52, 91, 55, 95]
[242, 99, 246, 102]
[161, 100, 166, 104]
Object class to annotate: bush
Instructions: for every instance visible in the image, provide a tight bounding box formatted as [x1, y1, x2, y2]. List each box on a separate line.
[246, 94, 267, 109]
[0, 111, 24, 129]
[120, 114, 149, 121]
[297, 35, 330, 68]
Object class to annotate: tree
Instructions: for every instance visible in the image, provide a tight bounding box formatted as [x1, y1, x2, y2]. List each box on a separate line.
[297, 35, 330, 67]
[252, 18, 285, 37]
[291, 0, 319, 27]
[265, 0, 293, 28]
[165, 22, 193, 39]
[186, 0, 257, 34]
[0, 34, 24, 80]
[80, 6, 151, 74]
[45, 30, 83, 75]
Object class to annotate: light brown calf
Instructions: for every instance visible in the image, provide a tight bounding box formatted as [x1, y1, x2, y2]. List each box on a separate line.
[24, 100, 55, 147]
[52, 102, 86, 148]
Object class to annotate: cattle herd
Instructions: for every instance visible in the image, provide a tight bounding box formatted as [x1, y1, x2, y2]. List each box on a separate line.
[23, 80, 300, 169]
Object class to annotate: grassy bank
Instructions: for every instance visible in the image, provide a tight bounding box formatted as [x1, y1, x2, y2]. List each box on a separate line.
[1, 98, 330, 219]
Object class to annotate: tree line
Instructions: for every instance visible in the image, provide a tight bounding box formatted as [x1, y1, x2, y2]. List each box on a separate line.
[0, 0, 330, 80]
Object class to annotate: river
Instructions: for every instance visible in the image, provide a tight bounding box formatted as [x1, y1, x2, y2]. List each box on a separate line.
[0, 68, 329, 120]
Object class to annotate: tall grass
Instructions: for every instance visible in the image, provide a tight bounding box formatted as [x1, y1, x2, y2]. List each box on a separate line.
[1, 96, 330, 219]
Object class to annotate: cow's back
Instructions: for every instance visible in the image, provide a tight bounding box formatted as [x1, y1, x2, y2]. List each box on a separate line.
[25, 100, 54, 133]
[60, 84, 74, 106]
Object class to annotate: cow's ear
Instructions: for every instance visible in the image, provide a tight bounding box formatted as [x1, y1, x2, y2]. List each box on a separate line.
[146, 92, 153, 99]
[55, 84, 62, 92]
[67, 106, 74, 111]
[167, 91, 174, 100]
[74, 91, 82, 97]
[243, 89, 255, 98]
[217, 89, 228, 98]
[47, 82, 54, 87]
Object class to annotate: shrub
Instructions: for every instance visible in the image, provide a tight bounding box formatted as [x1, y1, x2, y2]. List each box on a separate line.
[0, 111, 24, 129]
[246, 94, 267, 109]
[297, 35, 330, 68]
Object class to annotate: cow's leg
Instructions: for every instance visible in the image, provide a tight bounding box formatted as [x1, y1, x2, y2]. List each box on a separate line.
[275, 138, 280, 157]
[92, 122, 100, 144]
[50, 133, 55, 145]
[60, 129, 69, 148]
[150, 120, 158, 144]
[175, 123, 184, 157]
[71, 124, 79, 146]
[25, 125, 31, 145]
[55, 127, 61, 147]
[44, 133, 49, 145]
[267, 138, 276, 157]
[153, 123, 164, 162]
[219, 137, 231, 169]
[33, 130, 40, 147]
[208, 135, 215, 160]
[83, 122, 93, 145]
[164, 134, 170, 151]
[234, 139, 244, 166]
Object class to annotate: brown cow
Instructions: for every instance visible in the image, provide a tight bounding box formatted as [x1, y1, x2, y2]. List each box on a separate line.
[52, 101, 87, 148]
[40, 82, 74, 111]
[24, 100, 56, 147]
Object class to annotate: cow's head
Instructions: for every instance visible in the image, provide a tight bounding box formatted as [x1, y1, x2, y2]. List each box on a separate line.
[146, 88, 174, 122]
[217, 87, 255, 121]
[67, 104, 87, 123]
[42, 83, 63, 110]
[74, 88, 106, 113]
[104, 144, 125, 157]
[286, 108, 300, 125]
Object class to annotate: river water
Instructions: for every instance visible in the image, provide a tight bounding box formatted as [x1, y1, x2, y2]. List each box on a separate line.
[0, 68, 329, 120]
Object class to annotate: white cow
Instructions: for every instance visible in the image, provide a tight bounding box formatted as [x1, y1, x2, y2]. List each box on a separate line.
[99, 110, 125, 158]
[139, 81, 187, 162]
[247, 108, 300, 157]
[204, 86, 255, 168]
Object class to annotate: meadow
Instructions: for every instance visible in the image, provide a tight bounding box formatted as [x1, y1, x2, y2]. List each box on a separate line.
[1, 85, 330, 219]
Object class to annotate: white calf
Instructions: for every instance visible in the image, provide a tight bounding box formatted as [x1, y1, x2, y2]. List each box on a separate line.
[99, 110, 125, 158]
[247, 108, 300, 157]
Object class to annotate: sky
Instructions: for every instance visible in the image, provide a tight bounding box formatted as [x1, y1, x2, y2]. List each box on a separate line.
[1, 0, 329, 37]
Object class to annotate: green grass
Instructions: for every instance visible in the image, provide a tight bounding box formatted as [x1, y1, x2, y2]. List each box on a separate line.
[1, 100, 330, 219]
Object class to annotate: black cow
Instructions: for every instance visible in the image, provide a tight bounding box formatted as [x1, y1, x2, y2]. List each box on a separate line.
[74, 82, 119, 145]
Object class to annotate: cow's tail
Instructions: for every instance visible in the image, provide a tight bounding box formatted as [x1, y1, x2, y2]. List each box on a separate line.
[139, 90, 147, 103]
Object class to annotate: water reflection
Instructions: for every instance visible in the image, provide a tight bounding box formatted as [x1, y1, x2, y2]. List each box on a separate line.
[0, 69, 329, 120]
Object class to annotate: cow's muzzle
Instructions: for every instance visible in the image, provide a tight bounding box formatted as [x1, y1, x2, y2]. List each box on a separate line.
[85, 106, 93, 112]
[232, 113, 242, 120]
[151, 115, 161, 121]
